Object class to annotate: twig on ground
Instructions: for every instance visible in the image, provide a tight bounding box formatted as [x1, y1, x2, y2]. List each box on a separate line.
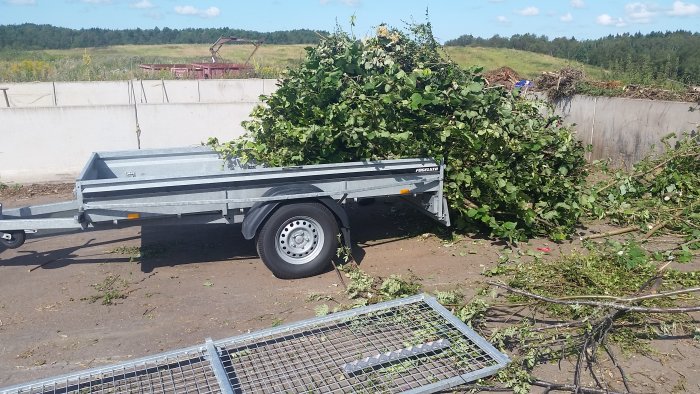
[603, 343, 632, 393]
[642, 221, 667, 240]
[488, 281, 700, 313]
[532, 379, 628, 394]
[583, 227, 638, 240]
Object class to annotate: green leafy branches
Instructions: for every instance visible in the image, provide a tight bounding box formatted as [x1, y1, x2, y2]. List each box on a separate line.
[210, 23, 588, 241]
[589, 133, 700, 245]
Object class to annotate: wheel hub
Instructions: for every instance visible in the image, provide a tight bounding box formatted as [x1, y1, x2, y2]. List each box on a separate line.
[276, 216, 324, 265]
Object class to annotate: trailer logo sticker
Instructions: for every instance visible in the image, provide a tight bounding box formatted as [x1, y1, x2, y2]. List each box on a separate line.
[416, 167, 439, 173]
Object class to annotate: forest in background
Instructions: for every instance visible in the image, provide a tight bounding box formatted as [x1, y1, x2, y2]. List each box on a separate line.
[1, 24, 699, 90]
[0, 23, 327, 49]
[446, 31, 700, 86]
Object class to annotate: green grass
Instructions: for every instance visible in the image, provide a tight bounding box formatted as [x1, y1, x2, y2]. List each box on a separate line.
[40, 44, 309, 65]
[0, 44, 609, 82]
[444, 46, 609, 80]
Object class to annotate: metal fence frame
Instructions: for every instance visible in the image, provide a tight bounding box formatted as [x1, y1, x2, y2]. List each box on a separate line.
[1, 294, 509, 394]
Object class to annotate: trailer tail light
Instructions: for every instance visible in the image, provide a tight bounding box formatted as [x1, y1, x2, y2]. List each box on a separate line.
[400, 188, 411, 194]
[127, 213, 140, 220]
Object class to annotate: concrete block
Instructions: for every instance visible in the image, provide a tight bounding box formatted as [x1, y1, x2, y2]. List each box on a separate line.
[199, 79, 266, 102]
[138, 80, 200, 104]
[135, 102, 253, 149]
[1, 82, 55, 107]
[0, 106, 137, 182]
[557, 95, 699, 165]
[54, 81, 131, 106]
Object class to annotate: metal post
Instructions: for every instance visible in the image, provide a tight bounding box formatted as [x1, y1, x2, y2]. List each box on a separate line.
[205, 338, 234, 394]
[1, 88, 9, 108]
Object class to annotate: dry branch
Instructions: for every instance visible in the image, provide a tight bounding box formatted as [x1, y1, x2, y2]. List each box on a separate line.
[582, 227, 638, 240]
[532, 380, 629, 394]
[488, 281, 700, 313]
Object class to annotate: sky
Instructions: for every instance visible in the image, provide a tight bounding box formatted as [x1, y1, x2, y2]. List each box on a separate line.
[0, 0, 699, 41]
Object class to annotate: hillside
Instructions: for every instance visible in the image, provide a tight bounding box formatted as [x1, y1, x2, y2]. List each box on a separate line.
[0, 44, 607, 82]
[446, 31, 700, 86]
[444, 46, 608, 80]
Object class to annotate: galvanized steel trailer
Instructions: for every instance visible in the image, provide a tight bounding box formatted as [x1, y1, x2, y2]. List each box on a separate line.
[0, 146, 449, 278]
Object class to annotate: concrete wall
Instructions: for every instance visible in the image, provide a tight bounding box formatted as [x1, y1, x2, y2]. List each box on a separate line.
[1, 79, 698, 183]
[0, 102, 257, 183]
[0, 79, 278, 107]
[555, 95, 699, 165]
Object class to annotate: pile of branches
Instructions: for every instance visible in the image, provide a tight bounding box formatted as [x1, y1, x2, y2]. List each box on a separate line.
[210, 23, 588, 241]
[536, 67, 585, 101]
[483, 66, 521, 90]
[466, 244, 700, 394]
[588, 133, 700, 255]
[330, 244, 699, 393]
[622, 84, 700, 103]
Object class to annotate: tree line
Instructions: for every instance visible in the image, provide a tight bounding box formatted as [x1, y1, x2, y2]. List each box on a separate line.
[445, 31, 700, 85]
[0, 23, 327, 49]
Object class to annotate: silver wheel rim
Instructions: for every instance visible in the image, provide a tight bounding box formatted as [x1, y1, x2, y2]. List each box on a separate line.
[275, 216, 324, 265]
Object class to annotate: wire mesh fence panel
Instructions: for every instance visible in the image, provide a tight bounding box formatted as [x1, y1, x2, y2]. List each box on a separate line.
[3, 348, 221, 394]
[2, 295, 508, 394]
[216, 295, 508, 393]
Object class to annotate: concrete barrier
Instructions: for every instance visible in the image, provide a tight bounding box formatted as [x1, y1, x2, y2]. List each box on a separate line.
[54, 81, 131, 106]
[1, 105, 136, 182]
[1, 80, 698, 183]
[555, 95, 699, 166]
[138, 80, 200, 104]
[136, 102, 255, 149]
[0, 79, 278, 108]
[1, 82, 55, 107]
[0, 102, 255, 183]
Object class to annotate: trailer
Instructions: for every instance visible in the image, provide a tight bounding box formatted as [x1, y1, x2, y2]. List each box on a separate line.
[0, 147, 450, 278]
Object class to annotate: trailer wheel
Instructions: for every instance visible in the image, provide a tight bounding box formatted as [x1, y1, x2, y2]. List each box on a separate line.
[0, 231, 26, 249]
[256, 202, 338, 279]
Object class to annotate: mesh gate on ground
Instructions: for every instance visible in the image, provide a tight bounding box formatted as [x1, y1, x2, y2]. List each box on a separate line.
[1, 294, 509, 394]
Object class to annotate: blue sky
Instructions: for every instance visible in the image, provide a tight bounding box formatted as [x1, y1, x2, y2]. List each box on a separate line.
[1, 0, 699, 41]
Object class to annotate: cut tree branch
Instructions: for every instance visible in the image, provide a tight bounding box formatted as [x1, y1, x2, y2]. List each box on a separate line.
[582, 226, 638, 240]
[488, 281, 700, 313]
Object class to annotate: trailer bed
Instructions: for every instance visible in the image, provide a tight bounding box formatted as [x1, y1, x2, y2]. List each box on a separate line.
[1, 146, 449, 278]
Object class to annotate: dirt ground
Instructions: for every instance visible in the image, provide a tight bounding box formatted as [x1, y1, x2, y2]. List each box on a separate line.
[0, 185, 698, 392]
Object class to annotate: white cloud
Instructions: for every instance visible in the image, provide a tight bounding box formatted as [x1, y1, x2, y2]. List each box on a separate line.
[174, 5, 198, 15]
[517, 6, 540, 16]
[496, 15, 510, 23]
[4, 0, 36, 4]
[570, 0, 585, 8]
[667, 0, 700, 16]
[201, 6, 219, 17]
[625, 2, 656, 23]
[131, 0, 154, 9]
[560, 12, 573, 22]
[596, 13, 627, 26]
[174, 5, 220, 18]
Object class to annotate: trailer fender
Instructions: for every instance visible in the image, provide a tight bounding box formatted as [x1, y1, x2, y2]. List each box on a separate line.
[241, 185, 351, 247]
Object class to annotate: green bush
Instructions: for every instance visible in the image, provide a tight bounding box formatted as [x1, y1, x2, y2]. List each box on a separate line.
[211, 23, 588, 240]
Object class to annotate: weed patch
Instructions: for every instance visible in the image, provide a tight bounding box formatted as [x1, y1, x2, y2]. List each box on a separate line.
[83, 274, 130, 305]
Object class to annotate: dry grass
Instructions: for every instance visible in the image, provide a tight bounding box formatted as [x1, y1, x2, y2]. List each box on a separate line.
[0, 44, 609, 82]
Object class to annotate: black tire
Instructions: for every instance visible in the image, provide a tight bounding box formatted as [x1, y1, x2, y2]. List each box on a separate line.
[256, 202, 338, 279]
[0, 231, 26, 249]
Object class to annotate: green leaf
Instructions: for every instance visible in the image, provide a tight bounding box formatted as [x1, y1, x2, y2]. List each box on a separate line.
[410, 92, 423, 108]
